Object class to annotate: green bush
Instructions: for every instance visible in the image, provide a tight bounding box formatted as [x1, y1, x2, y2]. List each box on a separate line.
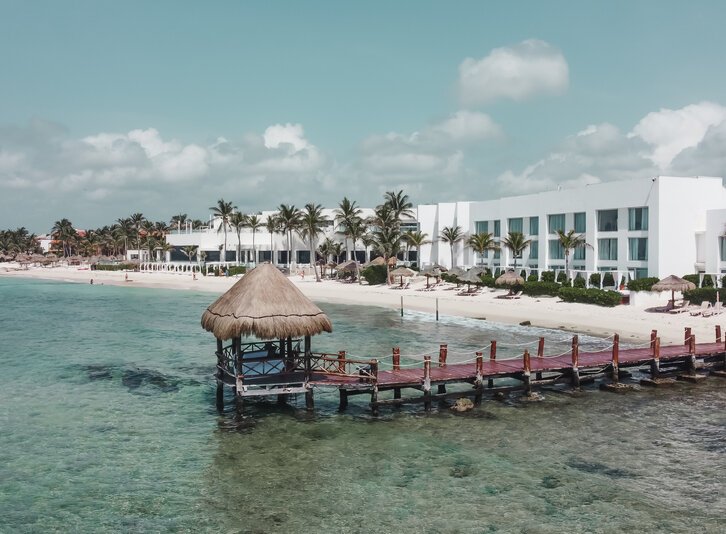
[361, 265, 388, 285]
[683, 287, 725, 305]
[589, 273, 601, 286]
[682, 274, 700, 286]
[227, 266, 247, 276]
[556, 271, 567, 283]
[522, 281, 561, 297]
[602, 272, 615, 287]
[541, 271, 556, 283]
[527, 274, 538, 282]
[479, 274, 496, 287]
[627, 277, 659, 291]
[92, 263, 136, 271]
[572, 277, 586, 288]
[558, 287, 622, 307]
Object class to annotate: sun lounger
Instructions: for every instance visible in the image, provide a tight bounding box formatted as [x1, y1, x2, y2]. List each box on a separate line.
[668, 300, 690, 314]
[702, 302, 722, 317]
[689, 302, 712, 316]
[503, 290, 522, 300]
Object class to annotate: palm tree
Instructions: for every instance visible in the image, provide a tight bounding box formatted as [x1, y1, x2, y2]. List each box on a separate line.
[346, 217, 367, 284]
[317, 237, 333, 279]
[181, 245, 197, 267]
[556, 229, 592, 279]
[371, 203, 402, 285]
[361, 233, 376, 264]
[403, 230, 430, 267]
[439, 225, 464, 268]
[129, 213, 145, 261]
[334, 197, 362, 261]
[169, 213, 188, 232]
[51, 218, 75, 257]
[245, 214, 262, 265]
[229, 212, 246, 265]
[502, 231, 532, 270]
[298, 203, 329, 282]
[384, 190, 415, 220]
[467, 232, 499, 265]
[265, 215, 279, 263]
[210, 199, 236, 264]
[115, 217, 134, 257]
[277, 204, 302, 267]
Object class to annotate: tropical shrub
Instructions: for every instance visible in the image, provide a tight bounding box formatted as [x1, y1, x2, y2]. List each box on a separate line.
[626, 277, 659, 291]
[556, 271, 568, 283]
[522, 281, 561, 297]
[227, 266, 247, 276]
[602, 272, 615, 287]
[682, 274, 700, 286]
[572, 277, 586, 288]
[527, 274, 538, 282]
[558, 287, 622, 307]
[92, 263, 137, 271]
[361, 265, 388, 285]
[683, 287, 726, 305]
[589, 273, 601, 286]
[541, 271, 556, 283]
[479, 274, 496, 287]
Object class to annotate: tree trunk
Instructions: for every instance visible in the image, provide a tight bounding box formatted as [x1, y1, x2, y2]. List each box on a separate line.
[252, 231, 257, 264]
[311, 237, 320, 282]
[450, 244, 454, 269]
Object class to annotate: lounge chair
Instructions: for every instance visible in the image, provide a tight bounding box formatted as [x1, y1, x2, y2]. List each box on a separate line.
[503, 290, 522, 300]
[702, 302, 723, 317]
[689, 302, 712, 316]
[668, 300, 691, 314]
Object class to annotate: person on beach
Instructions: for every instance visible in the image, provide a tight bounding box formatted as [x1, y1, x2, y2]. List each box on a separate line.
[193, 272, 197, 281]
[90, 278, 93, 285]
[300, 270, 305, 280]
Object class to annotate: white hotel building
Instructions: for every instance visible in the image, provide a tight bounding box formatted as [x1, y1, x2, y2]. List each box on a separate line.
[166, 176, 726, 281]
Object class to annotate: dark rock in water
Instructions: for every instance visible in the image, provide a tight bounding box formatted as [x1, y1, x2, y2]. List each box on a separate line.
[541, 475, 561, 489]
[82, 364, 113, 381]
[519, 320, 531, 326]
[566, 458, 636, 478]
[121, 368, 180, 394]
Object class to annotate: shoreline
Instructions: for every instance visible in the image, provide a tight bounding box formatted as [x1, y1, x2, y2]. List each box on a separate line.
[2, 265, 722, 344]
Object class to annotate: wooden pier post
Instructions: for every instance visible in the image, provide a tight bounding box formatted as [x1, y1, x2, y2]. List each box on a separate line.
[684, 327, 692, 346]
[522, 349, 532, 396]
[687, 333, 696, 375]
[536, 337, 545, 380]
[305, 388, 314, 411]
[392, 347, 401, 400]
[716, 325, 722, 344]
[400, 295, 403, 317]
[436, 298, 439, 321]
[650, 330, 657, 351]
[423, 356, 432, 411]
[488, 341, 497, 388]
[216, 338, 224, 412]
[437, 344, 447, 394]
[611, 334, 620, 383]
[650, 336, 660, 378]
[474, 352, 484, 405]
[571, 335, 580, 389]
[370, 360, 379, 416]
[338, 350, 346, 374]
[339, 389, 348, 410]
[216, 382, 224, 412]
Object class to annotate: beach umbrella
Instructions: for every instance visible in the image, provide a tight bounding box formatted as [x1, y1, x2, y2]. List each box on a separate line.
[448, 266, 466, 279]
[469, 265, 488, 276]
[420, 266, 442, 288]
[362, 256, 385, 268]
[651, 275, 696, 307]
[496, 270, 525, 287]
[201, 263, 333, 340]
[336, 260, 358, 273]
[459, 269, 482, 292]
[390, 266, 415, 286]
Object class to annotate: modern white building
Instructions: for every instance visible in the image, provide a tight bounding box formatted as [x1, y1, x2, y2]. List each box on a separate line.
[418, 176, 726, 280]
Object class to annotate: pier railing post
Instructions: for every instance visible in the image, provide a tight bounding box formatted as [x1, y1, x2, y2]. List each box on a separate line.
[488, 341, 496, 388]
[611, 334, 620, 384]
[370, 360, 379, 416]
[571, 335, 580, 389]
[688, 333, 697, 375]
[423, 356, 432, 411]
[684, 327, 691, 346]
[536, 337, 545, 380]
[522, 349, 532, 397]
[338, 350, 346, 374]
[650, 337, 660, 378]
[716, 325, 722, 344]
[392, 347, 400, 371]
[437, 344, 447, 394]
[474, 352, 484, 405]
[650, 330, 657, 351]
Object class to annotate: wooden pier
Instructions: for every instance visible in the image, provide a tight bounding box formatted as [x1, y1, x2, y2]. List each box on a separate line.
[217, 324, 726, 414]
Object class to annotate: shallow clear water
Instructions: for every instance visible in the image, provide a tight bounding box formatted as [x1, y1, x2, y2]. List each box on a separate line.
[0, 278, 723, 533]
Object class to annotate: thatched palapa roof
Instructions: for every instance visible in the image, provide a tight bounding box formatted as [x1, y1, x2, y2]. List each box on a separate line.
[201, 264, 333, 340]
[651, 275, 696, 293]
[496, 270, 524, 286]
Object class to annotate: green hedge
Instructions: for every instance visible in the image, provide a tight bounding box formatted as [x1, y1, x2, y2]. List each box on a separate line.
[227, 266, 247, 276]
[589, 273, 601, 286]
[522, 281, 562, 296]
[626, 277, 659, 291]
[558, 287, 622, 307]
[683, 287, 726, 305]
[479, 274, 496, 287]
[92, 263, 136, 271]
[541, 271, 556, 283]
[572, 277, 586, 288]
[361, 264, 388, 285]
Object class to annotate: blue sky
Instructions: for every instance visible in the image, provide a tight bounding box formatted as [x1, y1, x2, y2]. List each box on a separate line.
[1, 1, 726, 231]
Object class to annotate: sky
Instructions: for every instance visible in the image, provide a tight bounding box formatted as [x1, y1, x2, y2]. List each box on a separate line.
[1, 0, 726, 232]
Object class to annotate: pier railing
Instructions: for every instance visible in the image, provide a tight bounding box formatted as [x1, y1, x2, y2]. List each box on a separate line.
[309, 352, 378, 382]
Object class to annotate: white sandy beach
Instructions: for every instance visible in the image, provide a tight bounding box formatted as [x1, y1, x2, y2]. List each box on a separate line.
[2, 263, 723, 345]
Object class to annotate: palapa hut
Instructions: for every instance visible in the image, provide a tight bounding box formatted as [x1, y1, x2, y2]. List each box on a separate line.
[389, 266, 415, 286]
[651, 275, 696, 309]
[201, 263, 332, 410]
[495, 270, 525, 295]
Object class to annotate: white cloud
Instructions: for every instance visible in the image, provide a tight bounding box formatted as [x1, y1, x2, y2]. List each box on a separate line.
[629, 101, 726, 168]
[263, 123, 310, 153]
[459, 39, 569, 106]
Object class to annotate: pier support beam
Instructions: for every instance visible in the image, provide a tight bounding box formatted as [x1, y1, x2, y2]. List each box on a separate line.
[423, 356, 432, 411]
[216, 382, 224, 412]
[305, 388, 314, 411]
[536, 337, 545, 380]
[571, 336, 580, 389]
[339, 389, 348, 411]
[474, 352, 484, 405]
[488, 341, 496, 389]
[522, 349, 532, 397]
[438, 344, 447, 394]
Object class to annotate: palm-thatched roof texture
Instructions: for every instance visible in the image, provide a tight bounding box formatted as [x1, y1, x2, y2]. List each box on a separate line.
[390, 266, 416, 285]
[448, 267, 466, 279]
[651, 275, 697, 306]
[336, 260, 359, 273]
[458, 269, 483, 291]
[495, 270, 525, 287]
[201, 263, 333, 340]
[362, 256, 397, 268]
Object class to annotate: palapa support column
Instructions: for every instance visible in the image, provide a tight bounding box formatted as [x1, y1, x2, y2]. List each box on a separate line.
[305, 387, 315, 411]
[650, 337, 660, 378]
[423, 356, 432, 411]
[488, 341, 497, 388]
[215, 338, 224, 412]
[392, 347, 401, 400]
[571, 335, 580, 389]
[611, 334, 620, 383]
[338, 389, 348, 411]
[338, 350, 346, 374]
[474, 352, 484, 405]
[277, 337, 288, 404]
[437, 344, 447, 394]
[536, 336, 545, 380]
[522, 349, 532, 397]
[370, 360, 380, 416]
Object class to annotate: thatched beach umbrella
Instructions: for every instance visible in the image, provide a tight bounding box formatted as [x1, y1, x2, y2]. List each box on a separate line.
[448, 266, 466, 280]
[363, 256, 385, 268]
[420, 266, 442, 288]
[469, 266, 487, 276]
[336, 260, 358, 273]
[201, 263, 333, 341]
[390, 266, 415, 286]
[496, 270, 524, 294]
[651, 275, 696, 307]
[459, 269, 482, 292]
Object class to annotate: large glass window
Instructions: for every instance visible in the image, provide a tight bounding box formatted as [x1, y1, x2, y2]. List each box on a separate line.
[598, 238, 618, 261]
[574, 212, 586, 233]
[628, 238, 648, 261]
[493, 220, 501, 237]
[574, 247, 585, 261]
[529, 216, 539, 235]
[508, 217, 523, 233]
[475, 221, 488, 234]
[549, 239, 564, 260]
[597, 209, 618, 232]
[628, 207, 648, 231]
[548, 214, 565, 234]
[721, 236, 726, 261]
[634, 268, 649, 279]
[529, 240, 538, 260]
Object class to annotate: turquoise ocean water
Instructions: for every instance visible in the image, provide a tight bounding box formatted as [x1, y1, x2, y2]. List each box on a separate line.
[0, 278, 723, 533]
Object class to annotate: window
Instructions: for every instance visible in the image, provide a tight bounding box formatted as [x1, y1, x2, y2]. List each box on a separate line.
[574, 246, 585, 261]
[296, 250, 310, 264]
[574, 212, 586, 233]
[493, 220, 501, 237]
[629, 238, 648, 261]
[508, 217, 523, 233]
[721, 236, 726, 261]
[628, 207, 648, 231]
[529, 240, 538, 260]
[548, 214, 565, 234]
[549, 239, 564, 260]
[598, 238, 618, 261]
[529, 216, 539, 235]
[597, 209, 618, 232]
[634, 268, 649, 279]
[493, 246, 500, 260]
[475, 221, 488, 234]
